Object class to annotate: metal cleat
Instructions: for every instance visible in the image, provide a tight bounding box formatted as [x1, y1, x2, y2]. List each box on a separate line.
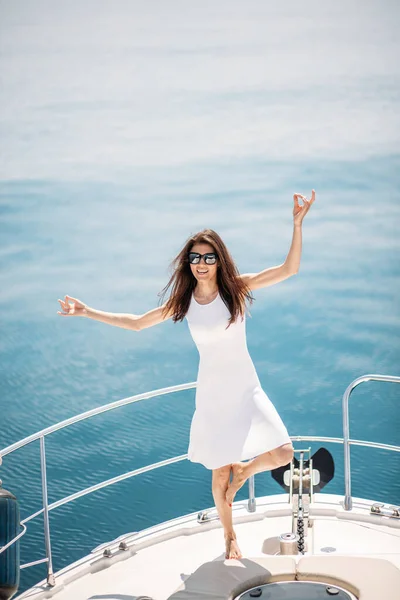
[197, 510, 210, 522]
[389, 505, 400, 518]
[371, 502, 385, 514]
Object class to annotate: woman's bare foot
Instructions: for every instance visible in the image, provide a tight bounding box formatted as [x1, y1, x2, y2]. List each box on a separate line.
[224, 534, 243, 559]
[225, 462, 249, 505]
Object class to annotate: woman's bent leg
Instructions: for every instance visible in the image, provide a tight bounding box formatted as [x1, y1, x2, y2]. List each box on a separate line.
[226, 443, 294, 504]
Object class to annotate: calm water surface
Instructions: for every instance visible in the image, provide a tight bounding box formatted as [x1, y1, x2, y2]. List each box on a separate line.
[0, 0, 399, 594]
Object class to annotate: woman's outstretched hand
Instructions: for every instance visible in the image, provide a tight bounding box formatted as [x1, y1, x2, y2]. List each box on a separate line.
[57, 295, 88, 317]
[293, 189, 316, 227]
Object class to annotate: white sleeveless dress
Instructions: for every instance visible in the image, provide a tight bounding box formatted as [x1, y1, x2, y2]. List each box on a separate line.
[185, 290, 292, 470]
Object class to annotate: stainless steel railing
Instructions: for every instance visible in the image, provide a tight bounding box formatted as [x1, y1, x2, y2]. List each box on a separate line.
[0, 381, 197, 457]
[342, 374, 400, 510]
[0, 381, 197, 586]
[0, 374, 399, 587]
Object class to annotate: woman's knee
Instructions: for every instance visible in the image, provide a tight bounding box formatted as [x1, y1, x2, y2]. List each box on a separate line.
[211, 464, 231, 491]
[270, 443, 294, 466]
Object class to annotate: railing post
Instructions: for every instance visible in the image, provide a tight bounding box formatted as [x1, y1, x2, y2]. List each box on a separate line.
[343, 382, 353, 511]
[40, 436, 55, 586]
[248, 475, 256, 512]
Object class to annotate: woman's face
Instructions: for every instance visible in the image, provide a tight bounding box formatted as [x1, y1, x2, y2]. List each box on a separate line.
[189, 243, 218, 283]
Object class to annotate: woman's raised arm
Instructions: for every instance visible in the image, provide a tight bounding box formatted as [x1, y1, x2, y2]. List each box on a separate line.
[57, 295, 174, 331]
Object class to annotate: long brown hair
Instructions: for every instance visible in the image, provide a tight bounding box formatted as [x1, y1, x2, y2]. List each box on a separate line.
[158, 229, 254, 328]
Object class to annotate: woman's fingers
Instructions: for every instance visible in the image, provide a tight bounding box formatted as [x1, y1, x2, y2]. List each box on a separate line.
[297, 194, 310, 209]
[299, 194, 308, 208]
[66, 294, 81, 307]
[294, 193, 309, 209]
[57, 305, 70, 316]
[58, 299, 68, 311]
[298, 190, 316, 204]
[58, 298, 72, 315]
[65, 294, 76, 313]
[57, 295, 86, 316]
[293, 194, 301, 208]
[294, 196, 308, 209]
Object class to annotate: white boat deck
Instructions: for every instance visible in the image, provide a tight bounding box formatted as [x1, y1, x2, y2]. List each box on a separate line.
[15, 493, 400, 600]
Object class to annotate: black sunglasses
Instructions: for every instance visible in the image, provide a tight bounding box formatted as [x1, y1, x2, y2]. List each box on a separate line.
[188, 252, 218, 265]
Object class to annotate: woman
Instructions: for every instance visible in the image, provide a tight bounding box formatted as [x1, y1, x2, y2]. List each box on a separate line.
[57, 190, 315, 559]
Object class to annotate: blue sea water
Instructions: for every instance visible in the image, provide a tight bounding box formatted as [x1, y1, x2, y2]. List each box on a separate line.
[0, 0, 399, 594]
